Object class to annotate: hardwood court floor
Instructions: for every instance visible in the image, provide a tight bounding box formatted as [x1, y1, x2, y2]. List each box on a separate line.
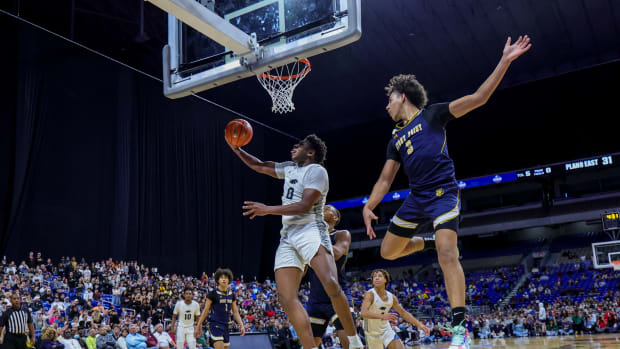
[410, 333, 620, 348]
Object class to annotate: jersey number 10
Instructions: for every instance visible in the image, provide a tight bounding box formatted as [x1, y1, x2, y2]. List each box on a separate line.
[185, 314, 192, 320]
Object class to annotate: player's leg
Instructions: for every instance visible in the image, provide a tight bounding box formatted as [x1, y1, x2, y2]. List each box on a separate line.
[210, 324, 226, 349]
[384, 328, 404, 349]
[185, 326, 197, 349]
[380, 232, 424, 260]
[333, 310, 352, 348]
[386, 339, 405, 349]
[274, 266, 316, 348]
[308, 308, 328, 348]
[380, 197, 427, 260]
[177, 326, 187, 349]
[310, 246, 358, 340]
[436, 228, 465, 309]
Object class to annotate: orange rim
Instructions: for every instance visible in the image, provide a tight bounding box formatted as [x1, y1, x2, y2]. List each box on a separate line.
[259, 59, 311, 81]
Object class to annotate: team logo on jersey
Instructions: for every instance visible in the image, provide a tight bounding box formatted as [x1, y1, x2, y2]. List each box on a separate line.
[290, 179, 298, 184]
[435, 188, 444, 197]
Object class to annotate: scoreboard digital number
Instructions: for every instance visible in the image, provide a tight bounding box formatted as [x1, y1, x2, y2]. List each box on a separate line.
[602, 211, 620, 231]
[516, 154, 616, 179]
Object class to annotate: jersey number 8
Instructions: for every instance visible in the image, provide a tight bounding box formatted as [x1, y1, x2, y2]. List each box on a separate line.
[286, 188, 294, 200]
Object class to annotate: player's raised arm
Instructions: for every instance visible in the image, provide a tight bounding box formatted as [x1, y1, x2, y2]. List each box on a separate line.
[332, 230, 351, 261]
[363, 159, 401, 239]
[227, 143, 278, 178]
[392, 295, 430, 336]
[360, 291, 397, 322]
[449, 35, 532, 118]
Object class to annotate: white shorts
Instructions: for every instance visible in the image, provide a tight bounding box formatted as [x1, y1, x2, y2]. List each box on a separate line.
[274, 222, 333, 271]
[365, 328, 400, 349]
[176, 326, 196, 349]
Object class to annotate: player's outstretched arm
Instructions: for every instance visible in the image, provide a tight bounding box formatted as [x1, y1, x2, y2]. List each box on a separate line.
[242, 188, 321, 219]
[449, 35, 532, 118]
[392, 296, 430, 336]
[360, 291, 397, 322]
[332, 230, 351, 261]
[227, 141, 278, 178]
[363, 159, 400, 239]
[231, 300, 245, 336]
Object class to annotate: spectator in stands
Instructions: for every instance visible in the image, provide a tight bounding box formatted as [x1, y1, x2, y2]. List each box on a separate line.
[126, 325, 147, 349]
[58, 328, 82, 349]
[97, 326, 117, 349]
[116, 328, 129, 349]
[572, 310, 585, 335]
[85, 329, 98, 349]
[513, 316, 528, 337]
[39, 327, 64, 349]
[152, 324, 174, 349]
[478, 320, 490, 339]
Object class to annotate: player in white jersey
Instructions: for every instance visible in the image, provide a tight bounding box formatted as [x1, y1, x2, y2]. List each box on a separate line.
[229, 134, 364, 349]
[361, 270, 429, 349]
[171, 287, 201, 349]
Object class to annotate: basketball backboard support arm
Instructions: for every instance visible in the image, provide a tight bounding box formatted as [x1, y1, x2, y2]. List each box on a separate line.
[156, 0, 361, 99]
[145, 0, 255, 55]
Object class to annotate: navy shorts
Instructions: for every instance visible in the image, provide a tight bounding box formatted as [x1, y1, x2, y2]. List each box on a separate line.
[388, 186, 460, 238]
[308, 302, 352, 337]
[209, 322, 230, 345]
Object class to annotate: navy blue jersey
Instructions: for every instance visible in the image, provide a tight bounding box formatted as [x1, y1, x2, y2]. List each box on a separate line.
[387, 103, 458, 192]
[207, 289, 235, 325]
[308, 231, 349, 305]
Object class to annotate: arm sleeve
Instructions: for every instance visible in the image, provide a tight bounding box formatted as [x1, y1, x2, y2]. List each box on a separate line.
[275, 161, 295, 180]
[424, 103, 455, 128]
[386, 140, 400, 162]
[302, 166, 328, 193]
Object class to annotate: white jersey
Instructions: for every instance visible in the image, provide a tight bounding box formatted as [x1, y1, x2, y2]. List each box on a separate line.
[364, 288, 394, 337]
[174, 300, 201, 327]
[275, 162, 329, 226]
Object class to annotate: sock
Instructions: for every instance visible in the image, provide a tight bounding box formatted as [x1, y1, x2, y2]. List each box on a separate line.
[452, 306, 466, 327]
[422, 235, 436, 251]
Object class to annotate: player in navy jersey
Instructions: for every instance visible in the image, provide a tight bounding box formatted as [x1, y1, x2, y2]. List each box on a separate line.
[195, 269, 244, 349]
[307, 205, 352, 349]
[362, 36, 532, 349]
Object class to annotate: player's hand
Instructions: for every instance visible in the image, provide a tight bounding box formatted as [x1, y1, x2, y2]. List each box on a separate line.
[224, 130, 240, 151]
[242, 201, 270, 219]
[194, 326, 201, 338]
[363, 206, 378, 239]
[502, 35, 532, 63]
[31, 337, 36, 346]
[240, 326, 246, 336]
[418, 323, 430, 336]
[382, 313, 398, 322]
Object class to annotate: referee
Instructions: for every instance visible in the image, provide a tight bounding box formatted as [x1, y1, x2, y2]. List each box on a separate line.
[0, 293, 35, 349]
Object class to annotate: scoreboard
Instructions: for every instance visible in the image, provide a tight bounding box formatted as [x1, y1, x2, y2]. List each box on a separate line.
[516, 154, 615, 179]
[330, 153, 620, 210]
[603, 211, 620, 231]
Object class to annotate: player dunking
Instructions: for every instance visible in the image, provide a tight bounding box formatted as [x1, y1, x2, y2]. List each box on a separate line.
[171, 287, 201, 349]
[361, 269, 429, 349]
[195, 268, 245, 349]
[307, 205, 353, 349]
[229, 135, 364, 349]
[362, 36, 531, 349]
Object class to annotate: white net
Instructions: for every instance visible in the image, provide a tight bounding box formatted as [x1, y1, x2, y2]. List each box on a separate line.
[257, 59, 311, 114]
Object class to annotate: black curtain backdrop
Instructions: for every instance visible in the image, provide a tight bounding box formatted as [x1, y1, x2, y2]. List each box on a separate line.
[0, 19, 290, 279]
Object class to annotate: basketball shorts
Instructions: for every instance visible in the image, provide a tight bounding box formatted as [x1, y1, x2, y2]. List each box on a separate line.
[274, 222, 333, 271]
[388, 186, 460, 238]
[365, 328, 400, 349]
[307, 302, 353, 337]
[209, 322, 230, 346]
[176, 325, 197, 349]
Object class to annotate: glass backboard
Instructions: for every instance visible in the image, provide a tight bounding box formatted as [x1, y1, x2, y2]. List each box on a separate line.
[154, 0, 361, 98]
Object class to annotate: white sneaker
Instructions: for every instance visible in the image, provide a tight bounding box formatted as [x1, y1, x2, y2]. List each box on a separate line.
[446, 324, 471, 349]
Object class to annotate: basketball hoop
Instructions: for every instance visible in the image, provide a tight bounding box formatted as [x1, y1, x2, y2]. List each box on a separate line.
[257, 59, 311, 114]
[612, 260, 620, 271]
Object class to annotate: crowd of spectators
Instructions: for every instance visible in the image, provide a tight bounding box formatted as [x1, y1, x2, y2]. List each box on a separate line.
[1, 252, 620, 349]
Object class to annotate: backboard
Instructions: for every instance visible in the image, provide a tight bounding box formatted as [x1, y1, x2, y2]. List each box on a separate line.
[146, 0, 361, 99]
[592, 240, 620, 269]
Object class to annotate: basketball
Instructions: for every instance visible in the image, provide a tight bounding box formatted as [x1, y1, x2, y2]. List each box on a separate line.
[225, 119, 253, 147]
